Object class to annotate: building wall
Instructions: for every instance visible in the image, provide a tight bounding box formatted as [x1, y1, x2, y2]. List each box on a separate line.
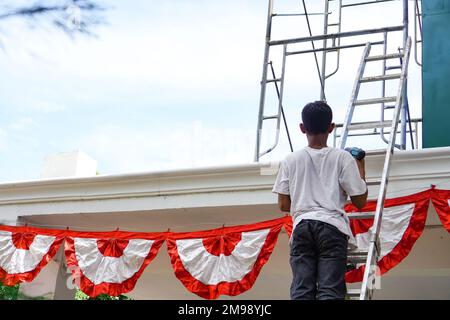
[422, 0, 450, 148]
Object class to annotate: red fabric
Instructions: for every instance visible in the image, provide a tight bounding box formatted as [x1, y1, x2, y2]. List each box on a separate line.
[345, 189, 430, 282]
[431, 188, 450, 233]
[0, 186, 440, 296]
[96, 238, 130, 257]
[166, 217, 288, 300]
[283, 215, 293, 238]
[202, 232, 242, 256]
[64, 230, 165, 298]
[0, 225, 65, 286]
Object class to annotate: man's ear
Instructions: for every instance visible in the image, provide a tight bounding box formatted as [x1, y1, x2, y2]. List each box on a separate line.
[300, 123, 307, 134]
[328, 122, 335, 133]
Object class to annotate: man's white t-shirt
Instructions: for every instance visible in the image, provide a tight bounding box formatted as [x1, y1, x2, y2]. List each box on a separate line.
[272, 146, 367, 246]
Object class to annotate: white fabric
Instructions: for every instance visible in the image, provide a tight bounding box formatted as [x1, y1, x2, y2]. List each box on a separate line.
[0, 231, 55, 274]
[354, 203, 415, 259]
[74, 238, 154, 285]
[176, 229, 270, 285]
[272, 147, 367, 244]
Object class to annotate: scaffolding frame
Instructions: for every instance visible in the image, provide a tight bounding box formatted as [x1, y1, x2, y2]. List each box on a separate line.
[254, 0, 418, 162]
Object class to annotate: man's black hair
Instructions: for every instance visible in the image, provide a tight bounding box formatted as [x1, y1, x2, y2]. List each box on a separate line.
[301, 101, 333, 135]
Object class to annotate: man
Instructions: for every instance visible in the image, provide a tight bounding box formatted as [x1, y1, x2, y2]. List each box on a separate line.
[272, 101, 368, 300]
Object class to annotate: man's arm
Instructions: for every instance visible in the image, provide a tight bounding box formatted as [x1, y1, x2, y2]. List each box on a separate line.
[349, 158, 368, 210]
[273, 159, 291, 213]
[278, 194, 291, 212]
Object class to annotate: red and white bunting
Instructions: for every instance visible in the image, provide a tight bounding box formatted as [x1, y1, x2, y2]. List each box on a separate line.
[0, 188, 448, 298]
[166, 217, 287, 299]
[431, 188, 450, 233]
[0, 226, 64, 286]
[65, 231, 164, 297]
[345, 189, 430, 282]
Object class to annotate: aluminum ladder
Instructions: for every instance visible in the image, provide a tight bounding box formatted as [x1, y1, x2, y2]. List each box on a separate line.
[340, 37, 412, 300]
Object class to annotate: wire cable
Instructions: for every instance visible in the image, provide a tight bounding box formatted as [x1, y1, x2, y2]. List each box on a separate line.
[301, 0, 327, 101]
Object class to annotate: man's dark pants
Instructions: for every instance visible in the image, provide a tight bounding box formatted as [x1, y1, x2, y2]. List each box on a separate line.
[290, 219, 348, 300]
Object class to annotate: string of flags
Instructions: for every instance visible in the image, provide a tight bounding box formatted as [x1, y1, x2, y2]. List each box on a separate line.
[0, 187, 448, 299]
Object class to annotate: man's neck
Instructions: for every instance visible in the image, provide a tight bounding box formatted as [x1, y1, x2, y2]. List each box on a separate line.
[307, 135, 328, 149]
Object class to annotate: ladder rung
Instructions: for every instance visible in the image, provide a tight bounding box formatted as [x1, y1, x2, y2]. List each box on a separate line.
[385, 65, 402, 70]
[366, 179, 381, 186]
[348, 212, 375, 220]
[266, 78, 281, 83]
[384, 105, 396, 109]
[365, 149, 388, 156]
[263, 115, 279, 120]
[354, 96, 396, 106]
[365, 53, 403, 62]
[360, 73, 401, 83]
[328, 23, 340, 27]
[347, 251, 368, 264]
[346, 289, 361, 300]
[347, 120, 393, 130]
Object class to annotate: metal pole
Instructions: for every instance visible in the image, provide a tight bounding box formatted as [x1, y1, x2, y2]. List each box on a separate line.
[301, 0, 327, 102]
[269, 25, 404, 46]
[380, 31, 389, 144]
[401, 0, 409, 149]
[254, 0, 273, 162]
[320, 0, 330, 101]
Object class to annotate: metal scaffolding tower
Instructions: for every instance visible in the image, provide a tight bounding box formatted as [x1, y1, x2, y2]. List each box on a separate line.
[254, 0, 421, 162]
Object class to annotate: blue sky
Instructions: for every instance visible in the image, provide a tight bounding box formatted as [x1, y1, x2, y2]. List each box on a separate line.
[0, 0, 422, 182]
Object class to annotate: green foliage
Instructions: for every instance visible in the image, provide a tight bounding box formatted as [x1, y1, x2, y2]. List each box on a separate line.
[75, 289, 132, 300]
[0, 283, 48, 300]
[0, 283, 19, 300]
[1, 284, 131, 300]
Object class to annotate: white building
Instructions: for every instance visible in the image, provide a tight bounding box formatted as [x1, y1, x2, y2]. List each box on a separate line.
[0, 147, 449, 299]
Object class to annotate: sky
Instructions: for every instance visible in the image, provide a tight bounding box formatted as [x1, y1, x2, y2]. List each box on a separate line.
[0, 0, 423, 182]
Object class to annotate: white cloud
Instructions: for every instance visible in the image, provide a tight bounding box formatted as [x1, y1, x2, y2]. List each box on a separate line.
[76, 121, 255, 174]
[0, 128, 8, 151]
[28, 101, 67, 114]
[9, 117, 38, 131]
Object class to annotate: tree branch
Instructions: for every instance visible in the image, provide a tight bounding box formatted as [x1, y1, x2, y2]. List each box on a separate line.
[0, 0, 106, 36]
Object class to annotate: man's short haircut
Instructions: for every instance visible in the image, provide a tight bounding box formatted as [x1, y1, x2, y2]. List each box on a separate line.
[301, 101, 333, 135]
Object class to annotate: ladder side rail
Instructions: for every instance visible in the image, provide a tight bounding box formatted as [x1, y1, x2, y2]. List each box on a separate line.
[320, 0, 331, 100]
[259, 44, 288, 159]
[405, 96, 415, 149]
[399, 49, 416, 149]
[382, 48, 405, 149]
[414, 0, 423, 67]
[400, 0, 409, 150]
[415, 120, 419, 149]
[380, 31, 390, 145]
[338, 43, 372, 149]
[360, 37, 412, 300]
[269, 62, 294, 152]
[324, 0, 343, 80]
[255, 0, 274, 162]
